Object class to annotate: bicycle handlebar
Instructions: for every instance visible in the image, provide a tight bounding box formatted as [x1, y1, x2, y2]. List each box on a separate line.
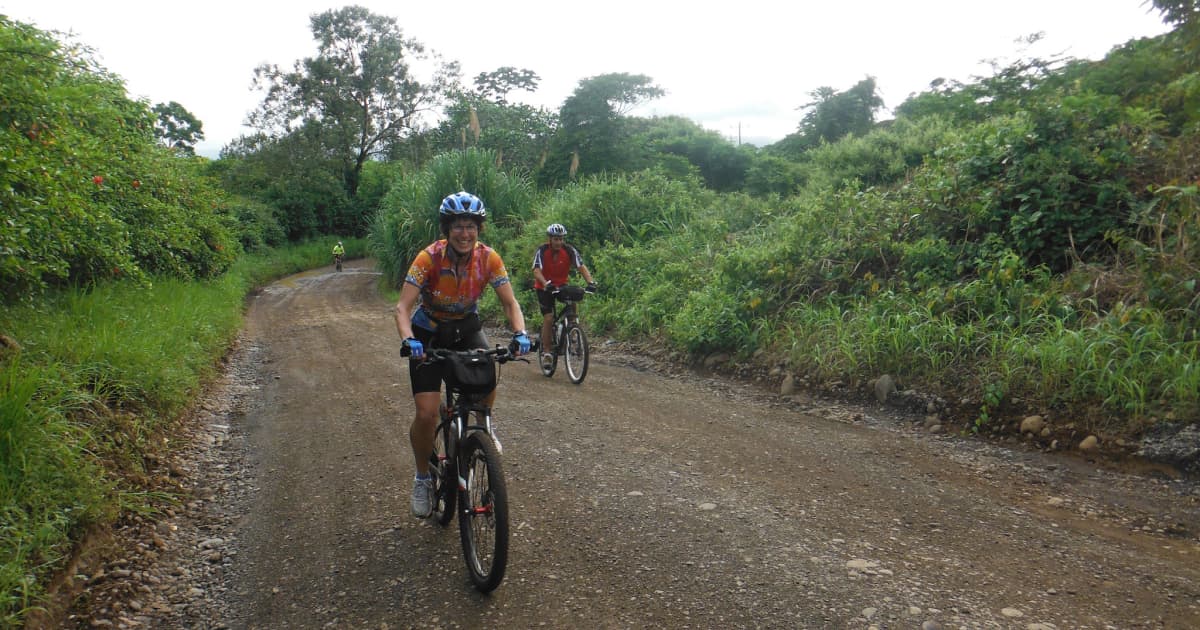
[541, 284, 592, 302]
[403, 342, 535, 362]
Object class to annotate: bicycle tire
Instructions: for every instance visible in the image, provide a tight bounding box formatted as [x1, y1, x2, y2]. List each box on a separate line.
[458, 432, 509, 592]
[563, 324, 589, 384]
[429, 419, 456, 526]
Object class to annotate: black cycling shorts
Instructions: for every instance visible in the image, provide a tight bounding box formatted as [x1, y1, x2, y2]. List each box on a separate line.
[408, 327, 490, 394]
[536, 288, 557, 316]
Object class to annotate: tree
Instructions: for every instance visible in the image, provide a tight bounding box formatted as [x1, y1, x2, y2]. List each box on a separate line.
[473, 66, 539, 104]
[426, 67, 556, 174]
[152, 101, 204, 154]
[248, 5, 458, 198]
[540, 73, 664, 185]
[782, 77, 884, 154]
[632, 116, 753, 192]
[1146, 0, 1200, 66]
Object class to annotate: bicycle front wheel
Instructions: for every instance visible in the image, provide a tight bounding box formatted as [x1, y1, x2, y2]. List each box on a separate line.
[563, 324, 589, 384]
[458, 432, 509, 592]
[429, 420, 457, 526]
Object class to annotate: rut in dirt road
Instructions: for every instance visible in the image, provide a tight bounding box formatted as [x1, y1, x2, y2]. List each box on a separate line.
[101, 260, 1200, 629]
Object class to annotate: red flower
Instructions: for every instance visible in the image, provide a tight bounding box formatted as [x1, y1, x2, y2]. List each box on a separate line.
[92, 175, 104, 186]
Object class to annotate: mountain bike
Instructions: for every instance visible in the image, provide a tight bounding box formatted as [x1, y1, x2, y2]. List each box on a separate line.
[407, 343, 525, 593]
[334, 253, 343, 272]
[539, 285, 591, 384]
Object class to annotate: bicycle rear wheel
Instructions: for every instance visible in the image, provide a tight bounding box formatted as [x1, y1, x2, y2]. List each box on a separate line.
[563, 324, 589, 384]
[458, 432, 509, 592]
[428, 420, 456, 526]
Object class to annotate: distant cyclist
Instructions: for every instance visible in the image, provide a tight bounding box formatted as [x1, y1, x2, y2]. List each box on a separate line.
[332, 241, 345, 264]
[532, 223, 596, 362]
[394, 192, 531, 518]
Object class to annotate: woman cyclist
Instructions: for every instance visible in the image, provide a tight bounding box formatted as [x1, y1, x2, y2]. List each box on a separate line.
[393, 191, 531, 518]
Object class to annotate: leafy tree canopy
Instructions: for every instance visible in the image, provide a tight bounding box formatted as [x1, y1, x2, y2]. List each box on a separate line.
[246, 5, 459, 197]
[630, 116, 753, 192]
[540, 73, 664, 185]
[473, 66, 539, 104]
[152, 100, 204, 155]
[1146, 0, 1200, 66]
[425, 66, 556, 175]
[771, 77, 883, 156]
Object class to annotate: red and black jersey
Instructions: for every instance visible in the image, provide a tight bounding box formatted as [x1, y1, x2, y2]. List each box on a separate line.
[532, 243, 584, 289]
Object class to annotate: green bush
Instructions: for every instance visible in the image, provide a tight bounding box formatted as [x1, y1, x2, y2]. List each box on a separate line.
[0, 17, 240, 302]
[525, 170, 708, 250]
[914, 95, 1161, 271]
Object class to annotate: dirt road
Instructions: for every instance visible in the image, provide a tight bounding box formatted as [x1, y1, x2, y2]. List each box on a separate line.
[66, 260, 1200, 629]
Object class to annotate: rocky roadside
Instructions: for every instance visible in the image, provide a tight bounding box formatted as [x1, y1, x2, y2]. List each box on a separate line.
[43, 335, 262, 629]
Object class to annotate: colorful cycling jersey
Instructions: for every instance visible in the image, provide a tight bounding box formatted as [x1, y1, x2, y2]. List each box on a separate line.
[532, 243, 583, 289]
[405, 240, 511, 331]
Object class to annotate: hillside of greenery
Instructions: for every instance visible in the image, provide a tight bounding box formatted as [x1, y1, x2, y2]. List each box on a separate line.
[3, 4, 1199, 626]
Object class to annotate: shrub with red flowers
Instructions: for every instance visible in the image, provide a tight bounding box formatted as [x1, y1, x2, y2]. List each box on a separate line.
[0, 17, 239, 302]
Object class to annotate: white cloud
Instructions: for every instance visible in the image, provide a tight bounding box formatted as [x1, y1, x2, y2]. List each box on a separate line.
[2, 0, 1172, 156]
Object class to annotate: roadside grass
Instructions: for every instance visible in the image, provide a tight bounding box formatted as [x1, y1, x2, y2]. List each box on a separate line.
[764, 291, 1200, 432]
[0, 237, 354, 627]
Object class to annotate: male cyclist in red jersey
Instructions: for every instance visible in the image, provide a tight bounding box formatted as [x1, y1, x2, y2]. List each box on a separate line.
[531, 223, 596, 362]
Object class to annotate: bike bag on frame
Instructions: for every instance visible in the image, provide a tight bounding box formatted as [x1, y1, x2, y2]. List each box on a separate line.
[442, 351, 497, 395]
[554, 285, 586, 303]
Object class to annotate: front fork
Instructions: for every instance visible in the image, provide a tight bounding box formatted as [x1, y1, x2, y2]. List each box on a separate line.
[456, 410, 501, 492]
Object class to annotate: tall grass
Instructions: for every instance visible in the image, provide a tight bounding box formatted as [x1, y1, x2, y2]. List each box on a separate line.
[371, 149, 536, 286]
[0, 361, 111, 627]
[766, 291, 1200, 428]
[0, 238, 341, 626]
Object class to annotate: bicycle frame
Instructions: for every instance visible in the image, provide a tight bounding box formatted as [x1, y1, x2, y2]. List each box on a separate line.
[547, 285, 586, 353]
[552, 301, 580, 350]
[442, 390, 501, 457]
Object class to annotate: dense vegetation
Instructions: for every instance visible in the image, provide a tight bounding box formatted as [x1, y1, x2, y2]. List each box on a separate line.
[3, 3, 1198, 625]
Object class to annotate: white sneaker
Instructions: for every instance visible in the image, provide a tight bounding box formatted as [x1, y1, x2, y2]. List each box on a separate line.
[411, 477, 434, 518]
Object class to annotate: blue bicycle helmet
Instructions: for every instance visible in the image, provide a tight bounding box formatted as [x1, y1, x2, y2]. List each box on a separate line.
[546, 223, 567, 237]
[439, 191, 487, 218]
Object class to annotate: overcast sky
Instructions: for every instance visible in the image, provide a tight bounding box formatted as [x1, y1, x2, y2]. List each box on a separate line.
[3, 1, 1173, 157]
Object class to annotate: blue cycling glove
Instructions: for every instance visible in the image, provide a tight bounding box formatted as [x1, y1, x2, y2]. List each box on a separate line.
[403, 337, 424, 358]
[513, 332, 531, 355]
